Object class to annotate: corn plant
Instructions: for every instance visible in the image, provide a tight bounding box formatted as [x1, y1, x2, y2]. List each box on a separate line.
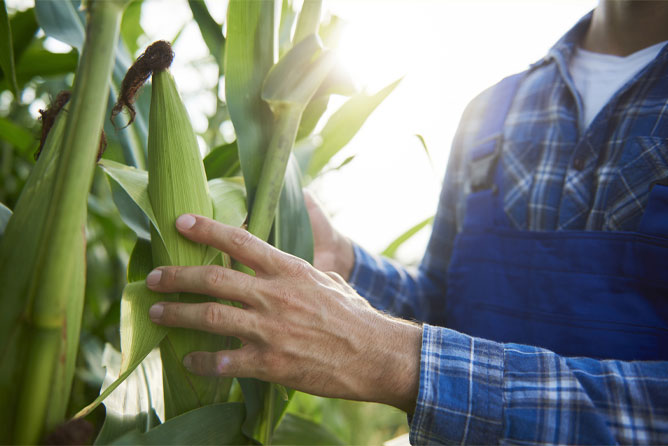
[0, 0, 130, 443]
[0, 0, 401, 443]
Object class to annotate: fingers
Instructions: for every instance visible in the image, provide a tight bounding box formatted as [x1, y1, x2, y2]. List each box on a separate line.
[149, 301, 257, 340]
[183, 348, 259, 378]
[146, 264, 262, 308]
[175, 214, 286, 276]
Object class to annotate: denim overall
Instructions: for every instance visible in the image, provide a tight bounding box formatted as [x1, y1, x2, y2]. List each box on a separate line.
[445, 74, 668, 361]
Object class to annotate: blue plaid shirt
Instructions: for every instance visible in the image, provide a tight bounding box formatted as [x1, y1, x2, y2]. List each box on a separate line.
[349, 12, 668, 445]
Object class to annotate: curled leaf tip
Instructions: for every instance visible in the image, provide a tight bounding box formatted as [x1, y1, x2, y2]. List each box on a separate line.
[111, 40, 175, 128]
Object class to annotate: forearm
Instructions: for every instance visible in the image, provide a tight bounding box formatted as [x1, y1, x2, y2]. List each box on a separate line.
[412, 325, 668, 445]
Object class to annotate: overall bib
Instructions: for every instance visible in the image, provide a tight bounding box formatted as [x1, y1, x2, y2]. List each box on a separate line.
[445, 74, 668, 361]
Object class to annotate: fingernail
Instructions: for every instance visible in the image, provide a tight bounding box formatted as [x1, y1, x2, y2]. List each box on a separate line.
[149, 304, 164, 321]
[176, 214, 196, 230]
[183, 355, 192, 370]
[146, 269, 162, 286]
[217, 356, 230, 374]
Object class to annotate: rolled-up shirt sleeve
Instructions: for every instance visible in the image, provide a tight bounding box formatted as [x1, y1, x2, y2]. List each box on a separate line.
[410, 325, 668, 445]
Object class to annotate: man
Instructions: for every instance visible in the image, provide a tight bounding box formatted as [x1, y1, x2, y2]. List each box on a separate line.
[144, 1, 668, 444]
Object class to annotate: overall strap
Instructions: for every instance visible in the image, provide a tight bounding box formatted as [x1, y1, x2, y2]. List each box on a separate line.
[471, 72, 525, 160]
[465, 72, 525, 229]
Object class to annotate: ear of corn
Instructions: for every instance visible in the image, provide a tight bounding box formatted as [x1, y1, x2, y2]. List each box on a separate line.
[77, 44, 249, 421]
[147, 69, 212, 267]
[146, 68, 237, 418]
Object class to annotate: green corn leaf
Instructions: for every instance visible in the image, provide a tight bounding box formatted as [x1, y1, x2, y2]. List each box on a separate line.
[94, 344, 163, 445]
[76, 282, 172, 419]
[305, 78, 402, 179]
[278, 0, 296, 57]
[203, 177, 247, 278]
[127, 238, 153, 283]
[8, 7, 38, 66]
[225, 0, 276, 209]
[0, 116, 36, 157]
[203, 141, 240, 180]
[381, 215, 435, 259]
[273, 413, 344, 446]
[0, 202, 11, 238]
[120, 0, 143, 57]
[209, 177, 247, 228]
[34, 0, 85, 50]
[0, 0, 19, 95]
[275, 155, 313, 264]
[110, 402, 247, 445]
[188, 0, 225, 73]
[109, 177, 151, 241]
[296, 66, 358, 141]
[238, 379, 288, 444]
[296, 95, 329, 140]
[12, 47, 78, 88]
[318, 13, 344, 48]
[292, 0, 321, 46]
[261, 34, 335, 112]
[98, 158, 165, 248]
[119, 282, 169, 392]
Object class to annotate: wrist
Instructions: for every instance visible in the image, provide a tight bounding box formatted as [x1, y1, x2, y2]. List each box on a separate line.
[361, 315, 423, 413]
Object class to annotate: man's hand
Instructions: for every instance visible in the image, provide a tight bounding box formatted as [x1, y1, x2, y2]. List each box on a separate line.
[145, 214, 422, 413]
[304, 191, 355, 280]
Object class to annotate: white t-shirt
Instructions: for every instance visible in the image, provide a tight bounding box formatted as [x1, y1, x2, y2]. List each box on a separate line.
[568, 40, 668, 129]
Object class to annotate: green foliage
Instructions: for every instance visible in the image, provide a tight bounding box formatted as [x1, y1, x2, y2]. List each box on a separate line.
[0, 0, 414, 444]
[111, 403, 247, 445]
[0, 0, 19, 94]
[188, 0, 224, 74]
[381, 216, 434, 259]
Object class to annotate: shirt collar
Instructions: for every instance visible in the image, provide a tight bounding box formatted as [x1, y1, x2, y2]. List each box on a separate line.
[530, 10, 593, 71]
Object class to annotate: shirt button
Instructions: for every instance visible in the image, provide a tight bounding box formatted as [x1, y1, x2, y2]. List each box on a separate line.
[573, 157, 585, 171]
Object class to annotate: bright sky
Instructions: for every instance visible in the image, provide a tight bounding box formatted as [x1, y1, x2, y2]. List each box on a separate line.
[29, 0, 598, 264]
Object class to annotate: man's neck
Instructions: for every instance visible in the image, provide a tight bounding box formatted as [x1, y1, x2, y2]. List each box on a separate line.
[581, 0, 668, 56]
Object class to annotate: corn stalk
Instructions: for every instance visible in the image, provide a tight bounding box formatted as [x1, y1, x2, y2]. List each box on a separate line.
[0, 0, 129, 443]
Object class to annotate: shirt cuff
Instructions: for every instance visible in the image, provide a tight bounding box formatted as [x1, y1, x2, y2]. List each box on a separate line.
[409, 324, 505, 445]
[347, 242, 382, 301]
